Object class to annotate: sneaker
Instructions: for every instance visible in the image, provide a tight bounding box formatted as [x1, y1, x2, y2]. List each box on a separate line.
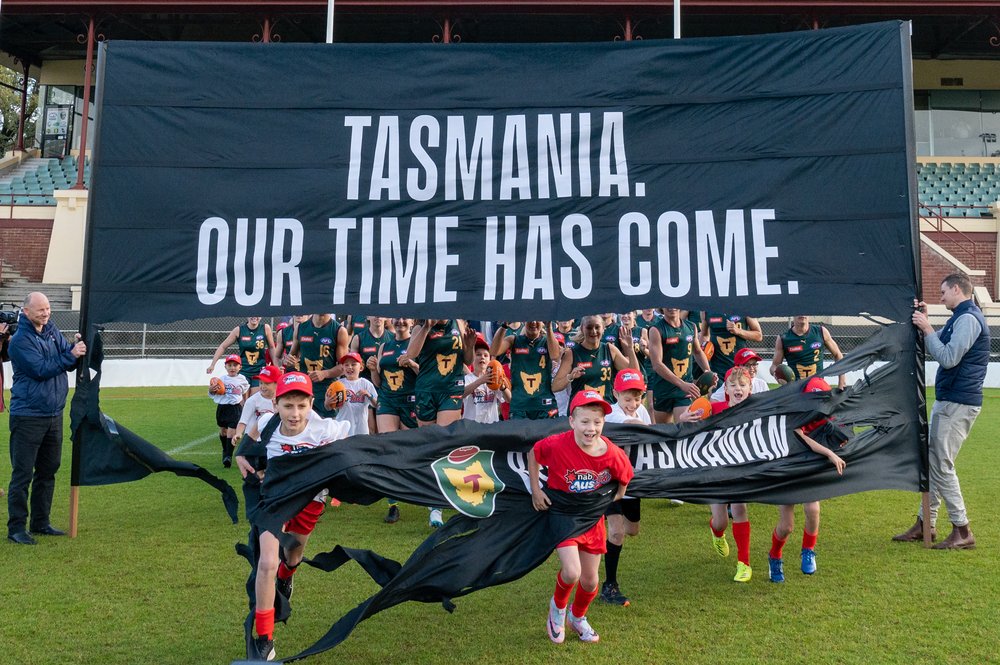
[249, 635, 275, 661]
[801, 548, 817, 575]
[599, 581, 630, 607]
[546, 597, 566, 644]
[669, 499, 685, 505]
[711, 530, 730, 558]
[734, 561, 752, 583]
[568, 612, 600, 643]
[276, 574, 294, 601]
[384, 504, 400, 524]
[768, 557, 785, 583]
[222, 456, 232, 468]
[429, 509, 443, 528]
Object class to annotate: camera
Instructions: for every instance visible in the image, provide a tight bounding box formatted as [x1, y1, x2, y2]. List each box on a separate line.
[0, 305, 19, 335]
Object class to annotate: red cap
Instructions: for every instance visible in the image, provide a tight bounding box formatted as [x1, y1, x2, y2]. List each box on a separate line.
[474, 333, 490, 351]
[275, 371, 313, 398]
[804, 377, 832, 393]
[224, 354, 241, 366]
[613, 368, 646, 392]
[553, 332, 566, 345]
[275, 321, 290, 332]
[339, 352, 363, 365]
[569, 390, 613, 415]
[733, 348, 762, 366]
[257, 365, 282, 383]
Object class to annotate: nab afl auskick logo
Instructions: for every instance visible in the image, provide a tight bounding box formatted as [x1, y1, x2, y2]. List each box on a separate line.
[564, 468, 611, 493]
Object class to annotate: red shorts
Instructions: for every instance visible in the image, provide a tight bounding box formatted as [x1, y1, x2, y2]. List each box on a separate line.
[557, 519, 607, 555]
[284, 499, 325, 535]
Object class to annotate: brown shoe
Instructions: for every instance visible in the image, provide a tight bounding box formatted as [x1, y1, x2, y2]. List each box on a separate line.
[931, 526, 975, 550]
[892, 519, 936, 543]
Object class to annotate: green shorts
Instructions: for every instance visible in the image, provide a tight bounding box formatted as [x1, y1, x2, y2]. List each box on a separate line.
[377, 395, 419, 429]
[415, 391, 463, 423]
[653, 393, 692, 413]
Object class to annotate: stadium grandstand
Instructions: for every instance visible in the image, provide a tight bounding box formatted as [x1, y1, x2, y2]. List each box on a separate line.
[1, 0, 999, 311]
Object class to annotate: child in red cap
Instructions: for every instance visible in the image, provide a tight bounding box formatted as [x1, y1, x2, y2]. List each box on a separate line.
[528, 390, 634, 644]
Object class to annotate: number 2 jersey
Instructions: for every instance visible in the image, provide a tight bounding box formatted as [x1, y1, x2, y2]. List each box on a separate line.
[780, 325, 826, 379]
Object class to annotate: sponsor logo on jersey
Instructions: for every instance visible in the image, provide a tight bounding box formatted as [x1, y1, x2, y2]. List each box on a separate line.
[300, 336, 315, 343]
[429, 332, 444, 339]
[514, 348, 530, 355]
[685, 335, 693, 342]
[363, 346, 377, 353]
[665, 336, 680, 344]
[320, 337, 333, 345]
[240, 336, 251, 341]
[431, 446, 506, 518]
[564, 468, 612, 493]
[382, 350, 396, 357]
[537, 347, 547, 354]
[788, 345, 804, 352]
[709, 317, 723, 324]
[577, 362, 593, 369]
[451, 329, 460, 336]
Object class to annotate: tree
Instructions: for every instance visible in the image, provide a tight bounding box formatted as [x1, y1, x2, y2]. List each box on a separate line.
[0, 65, 40, 157]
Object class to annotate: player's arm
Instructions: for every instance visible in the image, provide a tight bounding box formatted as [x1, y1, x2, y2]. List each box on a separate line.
[349, 334, 361, 353]
[614, 324, 640, 370]
[458, 320, 476, 365]
[692, 338, 711, 373]
[403, 321, 430, 362]
[545, 323, 562, 361]
[769, 335, 785, 377]
[550, 347, 577, 392]
[699, 317, 710, 346]
[264, 324, 279, 364]
[369, 343, 385, 388]
[286, 322, 302, 367]
[527, 449, 551, 510]
[821, 326, 847, 389]
[207, 327, 239, 373]
[794, 427, 846, 475]
[489, 324, 514, 357]
[736, 317, 764, 343]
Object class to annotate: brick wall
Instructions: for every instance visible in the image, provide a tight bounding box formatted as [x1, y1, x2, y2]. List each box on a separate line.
[921, 231, 995, 298]
[0, 219, 53, 282]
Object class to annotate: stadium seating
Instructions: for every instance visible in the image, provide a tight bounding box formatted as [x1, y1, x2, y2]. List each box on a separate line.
[0, 157, 89, 205]
[918, 162, 999, 218]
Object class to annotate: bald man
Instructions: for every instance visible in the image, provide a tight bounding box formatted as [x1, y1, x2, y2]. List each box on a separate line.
[6, 292, 86, 545]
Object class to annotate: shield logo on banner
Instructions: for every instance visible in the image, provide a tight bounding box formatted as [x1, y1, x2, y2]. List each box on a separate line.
[431, 446, 506, 518]
[717, 336, 737, 356]
[436, 353, 457, 376]
[385, 370, 404, 391]
[520, 371, 542, 395]
[671, 358, 689, 378]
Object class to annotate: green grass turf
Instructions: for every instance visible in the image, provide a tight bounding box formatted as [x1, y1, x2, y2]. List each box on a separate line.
[1, 387, 997, 664]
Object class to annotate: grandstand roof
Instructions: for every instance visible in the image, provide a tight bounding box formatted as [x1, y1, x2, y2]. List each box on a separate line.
[3, 1, 1000, 67]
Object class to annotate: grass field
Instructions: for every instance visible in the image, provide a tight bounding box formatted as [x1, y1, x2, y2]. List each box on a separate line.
[1, 387, 997, 664]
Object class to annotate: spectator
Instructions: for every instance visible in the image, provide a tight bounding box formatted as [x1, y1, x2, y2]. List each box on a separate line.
[6, 292, 86, 545]
[1, 316, 10, 498]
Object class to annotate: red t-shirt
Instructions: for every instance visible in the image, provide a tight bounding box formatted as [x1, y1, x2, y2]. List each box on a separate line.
[533, 430, 634, 494]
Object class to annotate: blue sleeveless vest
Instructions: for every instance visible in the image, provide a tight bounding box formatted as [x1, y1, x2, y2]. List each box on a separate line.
[935, 300, 989, 407]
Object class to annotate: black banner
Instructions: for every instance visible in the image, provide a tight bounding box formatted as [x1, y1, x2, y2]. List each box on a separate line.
[250, 323, 920, 659]
[86, 22, 917, 324]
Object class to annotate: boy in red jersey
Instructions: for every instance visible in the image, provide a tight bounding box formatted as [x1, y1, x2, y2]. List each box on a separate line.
[528, 390, 634, 645]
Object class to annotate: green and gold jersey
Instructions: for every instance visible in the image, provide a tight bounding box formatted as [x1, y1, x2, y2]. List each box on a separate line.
[356, 326, 393, 381]
[634, 313, 662, 377]
[781, 325, 826, 380]
[378, 336, 417, 400]
[651, 318, 697, 399]
[509, 333, 556, 412]
[704, 313, 750, 375]
[415, 319, 465, 394]
[569, 342, 615, 402]
[297, 317, 341, 399]
[237, 323, 267, 376]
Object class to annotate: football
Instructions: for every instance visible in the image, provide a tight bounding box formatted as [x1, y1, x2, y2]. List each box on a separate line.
[774, 364, 796, 384]
[687, 396, 713, 420]
[208, 377, 226, 396]
[486, 359, 508, 391]
[701, 340, 715, 360]
[448, 446, 480, 464]
[695, 371, 718, 396]
[324, 380, 348, 410]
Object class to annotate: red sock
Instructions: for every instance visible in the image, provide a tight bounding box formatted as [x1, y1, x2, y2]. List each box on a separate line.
[732, 520, 751, 565]
[277, 561, 297, 580]
[254, 608, 275, 640]
[709, 517, 727, 538]
[553, 571, 575, 610]
[770, 530, 787, 559]
[571, 583, 600, 618]
[802, 529, 818, 551]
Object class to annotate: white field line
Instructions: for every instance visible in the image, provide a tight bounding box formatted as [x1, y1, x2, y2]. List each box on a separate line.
[166, 434, 218, 456]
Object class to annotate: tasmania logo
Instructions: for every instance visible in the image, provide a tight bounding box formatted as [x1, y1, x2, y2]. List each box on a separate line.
[431, 446, 506, 518]
[564, 468, 612, 493]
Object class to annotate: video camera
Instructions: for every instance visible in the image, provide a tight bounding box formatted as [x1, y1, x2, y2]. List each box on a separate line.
[0, 304, 20, 335]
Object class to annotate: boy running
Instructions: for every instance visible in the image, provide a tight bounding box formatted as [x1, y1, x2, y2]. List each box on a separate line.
[462, 335, 511, 424]
[333, 353, 378, 436]
[210, 354, 250, 468]
[529, 390, 634, 644]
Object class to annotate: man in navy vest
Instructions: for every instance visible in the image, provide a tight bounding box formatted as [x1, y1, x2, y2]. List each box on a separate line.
[894, 273, 989, 549]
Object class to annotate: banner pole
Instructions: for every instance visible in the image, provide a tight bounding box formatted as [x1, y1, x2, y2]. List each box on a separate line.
[326, 0, 335, 44]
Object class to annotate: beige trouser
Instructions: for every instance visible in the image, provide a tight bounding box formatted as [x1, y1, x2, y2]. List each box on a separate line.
[918, 400, 981, 528]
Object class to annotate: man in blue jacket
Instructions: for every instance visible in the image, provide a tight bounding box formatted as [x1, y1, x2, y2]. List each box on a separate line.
[6, 292, 86, 545]
[894, 273, 989, 550]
